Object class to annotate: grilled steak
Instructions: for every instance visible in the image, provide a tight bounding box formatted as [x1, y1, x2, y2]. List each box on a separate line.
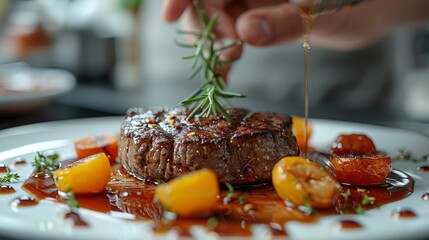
[119, 107, 299, 185]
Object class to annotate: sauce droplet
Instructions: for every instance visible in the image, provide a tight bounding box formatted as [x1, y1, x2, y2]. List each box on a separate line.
[0, 185, 16, 194]
[392, 208, 417, 219]
[417, 165, 429, 173]
[0, 164, 9, 173]
[422, 193, 429, 201]
[10, 195, 38, 208]
[64, 211, 89, 227]
[12, 157, 27, 166]
[332, 220, 363, 231]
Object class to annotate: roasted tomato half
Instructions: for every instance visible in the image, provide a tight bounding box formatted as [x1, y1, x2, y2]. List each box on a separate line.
[330, 153, 391, 185]
[74, 134, 118, 163]
[330, 133, 391, 185]
[331, 134, 377, 156]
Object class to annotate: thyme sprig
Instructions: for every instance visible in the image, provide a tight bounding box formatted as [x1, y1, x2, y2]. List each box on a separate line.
[31, 151, 60, 177]
[0, 171, 20, 183]
[178, 0, 245, 123]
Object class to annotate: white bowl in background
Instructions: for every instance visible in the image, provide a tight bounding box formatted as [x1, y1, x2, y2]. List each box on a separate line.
[0, 66, 76, 114]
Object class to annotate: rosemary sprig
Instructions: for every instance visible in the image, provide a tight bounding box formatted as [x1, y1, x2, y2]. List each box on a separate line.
[31, 151, 60, 177]
[0, 171, 20, 183]
[178, 0, 245, 123]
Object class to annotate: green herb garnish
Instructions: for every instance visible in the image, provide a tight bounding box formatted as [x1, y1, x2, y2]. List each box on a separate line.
[223, 182, 234, 204]
[355, 204, 365, 214]
[178, 0, 245, 123]
[207, 216, 218, 230]
[301, 195, 316, 215]
[0, 171, 20, 183]
[235, 193, 249, 205]
[361, 194, 375, 206]
[66, 189, 80, 210]
[340, 188, 351, 202]
[395, 148, 428, 163]
[31, 151, 60, 177]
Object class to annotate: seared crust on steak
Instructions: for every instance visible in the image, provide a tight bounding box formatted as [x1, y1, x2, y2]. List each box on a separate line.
[119, 107, 299, 184]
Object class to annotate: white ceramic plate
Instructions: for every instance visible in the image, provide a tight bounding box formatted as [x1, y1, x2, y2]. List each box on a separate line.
[0, 66, 76, 114]
[0, 117, 428, 240]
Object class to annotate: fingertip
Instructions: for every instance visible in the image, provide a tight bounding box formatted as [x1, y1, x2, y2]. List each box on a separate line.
[237, 15, 273, 46]
[161, 0, 190, 22]
[236, 4, 303, 46]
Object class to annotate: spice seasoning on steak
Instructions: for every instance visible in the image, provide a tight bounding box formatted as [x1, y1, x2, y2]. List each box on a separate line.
[119, 106, 299, 185]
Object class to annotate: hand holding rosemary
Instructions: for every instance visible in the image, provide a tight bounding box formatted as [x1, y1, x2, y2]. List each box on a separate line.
[178, 0, 245, 123]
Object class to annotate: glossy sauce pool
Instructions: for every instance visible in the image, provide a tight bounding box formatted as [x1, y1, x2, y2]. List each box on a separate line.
[21, 159, 415, 236]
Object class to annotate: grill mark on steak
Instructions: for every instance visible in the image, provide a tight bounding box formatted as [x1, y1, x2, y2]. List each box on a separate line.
[119, 107, 299, 184]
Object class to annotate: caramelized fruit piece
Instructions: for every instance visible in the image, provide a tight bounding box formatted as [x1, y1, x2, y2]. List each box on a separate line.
[54, 153, 111, 194]
[330, 154, 391, 185]
[292, 116, 313, 150]
[155, 169, 219, 216]
[330, 133, 391, 185]
[74, 135, 118, 163]
[272, 156, 340, 208]
[331, 134, 377, 156]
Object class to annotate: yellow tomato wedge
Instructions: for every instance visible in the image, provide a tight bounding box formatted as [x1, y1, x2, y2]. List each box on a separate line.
[155, 169, 219, 216]
[292, 116, 313, 150]
[272, 156, 340, 208]
[54, 152, 111, 194]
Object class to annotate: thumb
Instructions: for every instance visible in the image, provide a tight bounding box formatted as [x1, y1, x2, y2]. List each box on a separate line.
[236, 3, 304, 46]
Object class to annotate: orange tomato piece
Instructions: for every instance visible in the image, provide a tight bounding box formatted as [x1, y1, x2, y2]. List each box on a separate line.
[272, 156, 340, 208]
[331, 134, 377, 156]
[74, 134, 118, 163]
[292, 116, 313, 151]
[155, 169, 219, 216]
[54, 152, 111, 194]
[330, 153, 391, 185]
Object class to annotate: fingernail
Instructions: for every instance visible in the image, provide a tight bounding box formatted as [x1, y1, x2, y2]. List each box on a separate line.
[239, 17, 272, 45]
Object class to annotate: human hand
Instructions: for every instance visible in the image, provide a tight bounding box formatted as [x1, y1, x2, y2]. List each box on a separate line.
[162, 0, 429, 61]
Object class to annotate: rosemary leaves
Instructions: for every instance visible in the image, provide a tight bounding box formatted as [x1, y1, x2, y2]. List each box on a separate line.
[178, 0, 245, 123]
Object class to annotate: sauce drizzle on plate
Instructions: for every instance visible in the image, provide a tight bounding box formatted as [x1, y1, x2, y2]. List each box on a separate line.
[21, 153, 415, 236]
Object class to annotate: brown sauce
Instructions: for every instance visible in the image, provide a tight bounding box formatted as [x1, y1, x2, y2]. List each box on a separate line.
[0, 185, 15, 194]
[10, 195, 38, 208]
[332, 219, 363, 230]
[392, 208, 417, 219]
[0, 164, 9, 173]
[64, 211, 89, 227]
[417, 165, 429, 172]
[12, 157, 27, 166]
[21, 159, 414, 237]
[422, 193, 429, 201]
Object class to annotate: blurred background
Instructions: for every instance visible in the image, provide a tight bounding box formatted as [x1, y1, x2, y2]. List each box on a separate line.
[0, 0, 428, 134]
